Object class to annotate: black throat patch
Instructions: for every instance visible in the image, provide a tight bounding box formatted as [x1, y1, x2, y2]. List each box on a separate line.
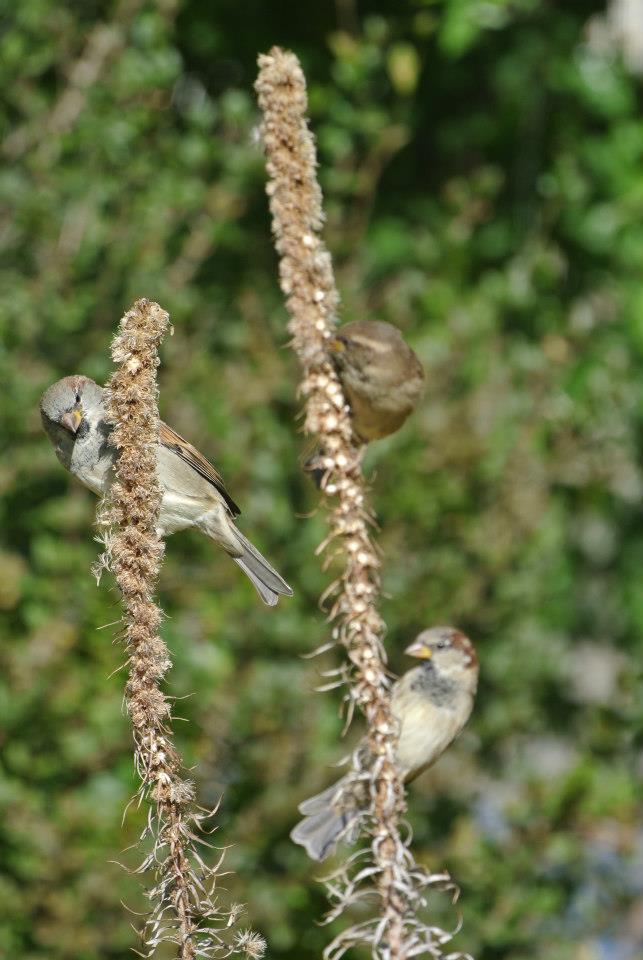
[410, 661, 459, 708]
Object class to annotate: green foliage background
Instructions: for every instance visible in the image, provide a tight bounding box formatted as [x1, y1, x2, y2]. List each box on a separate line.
[1, 1, 643, 957]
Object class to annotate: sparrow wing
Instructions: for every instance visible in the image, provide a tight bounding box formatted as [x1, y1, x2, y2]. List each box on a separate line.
[159, 421, 241, 517]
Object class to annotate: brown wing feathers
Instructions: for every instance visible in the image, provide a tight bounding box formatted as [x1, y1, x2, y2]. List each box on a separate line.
[159, 421, 241, 517]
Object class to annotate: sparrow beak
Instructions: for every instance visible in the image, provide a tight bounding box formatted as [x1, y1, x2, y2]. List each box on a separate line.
[60, 406, 83, 434]
[404, 639, 433, 660]
[328, 336, 346, 353]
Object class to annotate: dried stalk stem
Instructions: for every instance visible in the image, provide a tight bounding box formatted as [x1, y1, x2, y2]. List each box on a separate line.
[99, 298, 264, 960]
[256, 49, 467, 960]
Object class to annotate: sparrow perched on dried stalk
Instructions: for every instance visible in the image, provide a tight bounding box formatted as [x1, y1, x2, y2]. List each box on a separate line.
[329, 320, 425, 443]
[291, 626, 478, 860]
[305, 320, 425, 484]
[40, 376, 293, 606]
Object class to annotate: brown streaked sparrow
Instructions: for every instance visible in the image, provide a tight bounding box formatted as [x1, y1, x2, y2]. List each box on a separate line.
[329, 320, 425, 443]
[40, 376, 293, 606]
[290, 626, 478, 860]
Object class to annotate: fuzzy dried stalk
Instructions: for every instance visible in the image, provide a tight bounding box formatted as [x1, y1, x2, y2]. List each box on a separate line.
[255, 49, 468, 960]
[99, 298, 263, 960]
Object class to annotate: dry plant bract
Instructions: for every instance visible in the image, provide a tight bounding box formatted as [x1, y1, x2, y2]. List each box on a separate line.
[97, 298, 264, 960]
[255, 48, 470, 960]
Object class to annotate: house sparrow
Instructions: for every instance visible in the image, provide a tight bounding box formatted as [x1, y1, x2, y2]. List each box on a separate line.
[40, 375, 293, 606]
[329, 320, 425, 443]
[290, 626, 478, 860]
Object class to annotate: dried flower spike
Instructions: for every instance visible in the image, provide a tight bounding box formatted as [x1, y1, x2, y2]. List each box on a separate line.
[99, 298, 260, 959]
[256, 49, 469, 960]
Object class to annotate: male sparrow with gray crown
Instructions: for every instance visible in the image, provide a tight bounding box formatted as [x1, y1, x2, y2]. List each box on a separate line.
[40, 375, 293, 606]
[290, 626, 478, 860]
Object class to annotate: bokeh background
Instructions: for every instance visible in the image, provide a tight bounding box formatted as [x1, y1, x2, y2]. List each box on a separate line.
[2, 1, 643, 957]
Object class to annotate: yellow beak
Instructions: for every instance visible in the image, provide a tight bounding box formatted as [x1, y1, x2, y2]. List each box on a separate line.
[328, 337, 346, 353]
[404, 640, 432, 660]
[61, 406, 83, 434]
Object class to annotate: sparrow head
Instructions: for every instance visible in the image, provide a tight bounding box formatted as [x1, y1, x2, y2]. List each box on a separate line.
[330, 320, 404, 367]
[405, 626, 478, 683]
[40, 375, 103, 439]
[328, 320, 423, 388]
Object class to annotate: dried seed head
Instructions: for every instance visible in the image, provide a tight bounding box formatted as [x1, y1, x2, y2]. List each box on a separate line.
[257, 46, 463, 960]
[100, 299, 253, 958]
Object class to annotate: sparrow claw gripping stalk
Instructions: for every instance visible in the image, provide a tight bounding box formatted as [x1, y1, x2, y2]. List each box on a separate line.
[97, 298, 264, 960]
[256, 48, 469, 960]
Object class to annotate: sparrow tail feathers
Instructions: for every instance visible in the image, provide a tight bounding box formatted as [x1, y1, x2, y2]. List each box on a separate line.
[291, 775, 359, 861]
[231, 529, 293, 606]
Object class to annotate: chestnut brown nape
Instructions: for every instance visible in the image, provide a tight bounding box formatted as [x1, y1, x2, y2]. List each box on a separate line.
[449, 629, 477, 667]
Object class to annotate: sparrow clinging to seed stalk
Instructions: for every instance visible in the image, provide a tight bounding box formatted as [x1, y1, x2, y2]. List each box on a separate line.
[328, 319, 425, 444]
[291, 626, 478, 861]
[40, 375, 293, 606]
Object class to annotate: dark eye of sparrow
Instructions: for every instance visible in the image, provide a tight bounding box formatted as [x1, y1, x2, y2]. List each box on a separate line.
[75, 390, 81, 402]
[436, 640, 448, 650]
